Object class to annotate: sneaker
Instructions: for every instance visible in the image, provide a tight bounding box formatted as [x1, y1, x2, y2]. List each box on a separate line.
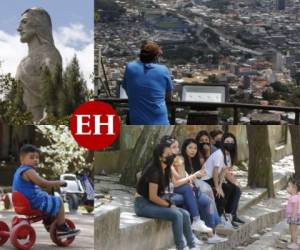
[224, 213, 238, 228]
[231, 220, 239, 228]
[56, 223, 80, 238]
[215, 224, 234, 236]
[193, 234, 204, 246]
[233, 216, 245, 224]
[191, 220, 213, 234]
[287, 243, 299, 249]
[207, 234, 228, 244]
[221, 216, 233, 229]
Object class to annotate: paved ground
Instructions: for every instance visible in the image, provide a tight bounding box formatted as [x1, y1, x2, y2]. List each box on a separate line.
[0, 211, 94, 250]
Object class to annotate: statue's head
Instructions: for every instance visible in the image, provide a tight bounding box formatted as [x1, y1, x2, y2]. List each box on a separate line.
[17, 7, 54, 45]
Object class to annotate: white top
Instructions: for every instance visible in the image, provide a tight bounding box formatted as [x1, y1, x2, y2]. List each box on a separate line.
[201, 149, 231, 181]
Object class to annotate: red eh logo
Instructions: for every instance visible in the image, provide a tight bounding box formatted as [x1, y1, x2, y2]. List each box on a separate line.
[70, 101, 120, 150]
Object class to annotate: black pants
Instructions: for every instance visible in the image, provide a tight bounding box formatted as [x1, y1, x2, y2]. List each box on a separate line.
[204, 178, 241, 217]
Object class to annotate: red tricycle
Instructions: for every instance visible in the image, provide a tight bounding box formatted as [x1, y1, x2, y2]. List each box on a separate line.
[0, 192, 77, 250]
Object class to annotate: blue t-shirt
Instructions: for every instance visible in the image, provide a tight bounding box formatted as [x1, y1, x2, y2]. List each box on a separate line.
[12, 165, 61, 217]
[13, 165, 40, 202]
[122, 60, 173, 125]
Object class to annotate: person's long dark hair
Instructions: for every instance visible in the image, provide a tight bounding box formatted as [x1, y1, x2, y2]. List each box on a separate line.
[195, 130, 211, 161]
[220, 132, 237, 166]
[160, 135, 176, 147]
[139, 142, 172, 195]
[181, 138, 201, 174]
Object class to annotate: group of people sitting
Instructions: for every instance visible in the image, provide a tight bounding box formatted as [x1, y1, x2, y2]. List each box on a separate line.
[134, 128, 245, 250]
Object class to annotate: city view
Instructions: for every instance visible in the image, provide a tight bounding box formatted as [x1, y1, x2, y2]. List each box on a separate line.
[95, 0, 300, 124]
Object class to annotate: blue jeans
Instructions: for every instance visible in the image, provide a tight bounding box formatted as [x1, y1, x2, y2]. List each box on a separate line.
[197, 192, 222, 228]
[160, 193, 185, 207]
[134, 196, 195, 250]
[174, 184, 199, 218]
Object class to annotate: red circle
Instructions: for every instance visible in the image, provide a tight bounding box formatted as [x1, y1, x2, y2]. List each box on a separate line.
[70, 100, 120, 150]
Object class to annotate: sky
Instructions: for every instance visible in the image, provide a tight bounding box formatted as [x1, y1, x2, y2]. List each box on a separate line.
[0, 0, 94, 89]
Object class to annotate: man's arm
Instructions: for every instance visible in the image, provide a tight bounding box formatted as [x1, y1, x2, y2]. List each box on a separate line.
[165, 91, 172, 102]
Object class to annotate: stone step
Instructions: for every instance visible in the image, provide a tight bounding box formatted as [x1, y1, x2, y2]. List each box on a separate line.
[196, 190, 288, 250]
[95, 155, 294, 250]
[241, 220, 287, 250]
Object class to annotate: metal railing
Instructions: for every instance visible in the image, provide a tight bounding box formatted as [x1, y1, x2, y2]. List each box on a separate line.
[97, 98, 300, 125]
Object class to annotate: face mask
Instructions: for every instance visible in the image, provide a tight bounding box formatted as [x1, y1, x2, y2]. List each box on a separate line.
[163, 155, 175, 167]
[198, 142, 210, 151]
[224, 143, 235, 152]
[215, 140, 222, 149]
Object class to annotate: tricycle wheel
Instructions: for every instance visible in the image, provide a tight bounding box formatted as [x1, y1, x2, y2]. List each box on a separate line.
[11, 223, 36, 250]
[50, 218, 76, 246]
[0, 221, 10, 246]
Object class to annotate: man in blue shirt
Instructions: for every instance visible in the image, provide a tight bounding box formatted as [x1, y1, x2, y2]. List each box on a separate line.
[122, 41, 173, 125]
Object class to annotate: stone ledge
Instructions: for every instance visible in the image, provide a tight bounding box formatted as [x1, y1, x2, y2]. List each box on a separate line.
[95, 159, 293, 250]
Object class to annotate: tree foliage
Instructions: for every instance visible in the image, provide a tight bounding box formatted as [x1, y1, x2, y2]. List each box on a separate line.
[36, 125, 92, 178]
[0, 72, 32, 124]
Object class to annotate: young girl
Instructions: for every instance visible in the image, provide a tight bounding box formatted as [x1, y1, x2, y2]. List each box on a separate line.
[171, 155, 212, 234]
[286, 176, 300, 249]
[134, 142, 196, 250]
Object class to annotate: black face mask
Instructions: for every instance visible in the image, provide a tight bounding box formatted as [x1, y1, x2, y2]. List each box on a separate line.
[224, 143, 235, 152]
[198, 142, 210, 151]
[163, 155, 175, 167]
[215, 140, 222, 149]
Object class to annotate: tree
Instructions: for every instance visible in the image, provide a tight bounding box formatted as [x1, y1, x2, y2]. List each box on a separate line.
[289, 126, 300, 179]
[63, 56, 87, 114]
[247, 125, 274, 197]
[36, 125, 92, 178]
[0, 72, 32, 124]
[204, 74, 220, 85]
[120, 126, 174, 186]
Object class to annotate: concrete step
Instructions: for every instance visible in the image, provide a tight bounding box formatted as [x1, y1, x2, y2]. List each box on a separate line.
[95, 155, 294, 250]
[241, 220, 287, 250]
[197, 190, 288, 250]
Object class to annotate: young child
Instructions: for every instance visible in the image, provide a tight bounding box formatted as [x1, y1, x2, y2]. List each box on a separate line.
[12, 144, 80, 238]
[286, 175, 300, 249]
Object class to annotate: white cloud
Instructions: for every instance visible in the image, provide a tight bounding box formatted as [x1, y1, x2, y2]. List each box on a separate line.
[0, 23, 93, 90]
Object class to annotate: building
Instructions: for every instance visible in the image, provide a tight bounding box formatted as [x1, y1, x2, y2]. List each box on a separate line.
[276, 0, 285, 11]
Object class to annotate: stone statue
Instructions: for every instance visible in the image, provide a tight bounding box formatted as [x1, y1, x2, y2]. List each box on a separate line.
[16, 7, 62, 122]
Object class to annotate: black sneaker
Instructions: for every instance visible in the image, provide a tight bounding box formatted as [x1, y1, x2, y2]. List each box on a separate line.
[233, 216, 245, 224]
[56, 223, 80, 238]
[231, 220, 239, 228]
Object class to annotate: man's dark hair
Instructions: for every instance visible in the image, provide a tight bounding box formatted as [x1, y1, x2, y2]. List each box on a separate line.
[139, 40, 162, 63]
[209, 128, 224, 139]
[20, 144, 40, 155]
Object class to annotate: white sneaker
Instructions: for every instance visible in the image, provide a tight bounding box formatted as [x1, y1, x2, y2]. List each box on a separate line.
[193, 234, 204, 246]
[221, 215, 233, 229]
[287, 243, 299, 249]
[191, 220, 213, 234]
[207, 234, 228, 244]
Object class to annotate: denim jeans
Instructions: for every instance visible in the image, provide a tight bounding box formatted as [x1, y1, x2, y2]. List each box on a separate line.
[197, 192, 222, 228]
[134, 196, 195, 250]
[161, 193, 185, 207]
[174, 184, 199, 218]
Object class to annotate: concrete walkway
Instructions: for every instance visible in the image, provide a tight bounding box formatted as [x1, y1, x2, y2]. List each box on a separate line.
[0, 212, 94, 250]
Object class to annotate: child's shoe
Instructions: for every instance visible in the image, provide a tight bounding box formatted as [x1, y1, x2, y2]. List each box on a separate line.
[56, 223, 80, 238]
